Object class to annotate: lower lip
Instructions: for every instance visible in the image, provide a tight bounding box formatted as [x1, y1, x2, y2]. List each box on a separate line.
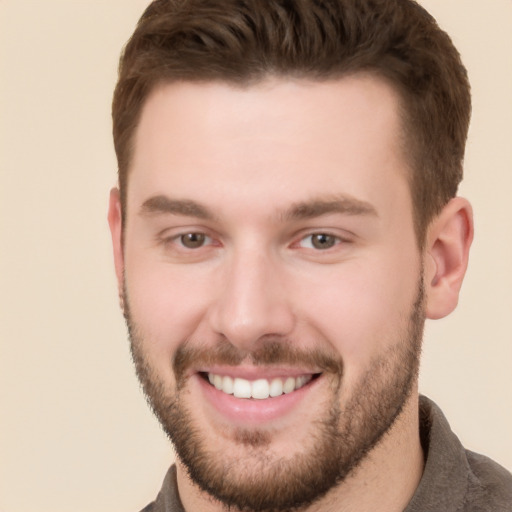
[196, 374, 320, 425]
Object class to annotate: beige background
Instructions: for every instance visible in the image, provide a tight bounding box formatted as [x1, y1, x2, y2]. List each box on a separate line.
[1, 1, 511, 511]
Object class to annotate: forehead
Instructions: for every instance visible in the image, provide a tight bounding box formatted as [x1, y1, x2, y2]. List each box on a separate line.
[128, 75, 410, 217]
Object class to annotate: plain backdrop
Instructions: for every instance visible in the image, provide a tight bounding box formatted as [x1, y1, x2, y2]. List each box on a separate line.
[1, 1, 511, 511]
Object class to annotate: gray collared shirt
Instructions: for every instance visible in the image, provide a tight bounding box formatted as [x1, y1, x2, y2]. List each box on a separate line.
[141, 396, 512, 511]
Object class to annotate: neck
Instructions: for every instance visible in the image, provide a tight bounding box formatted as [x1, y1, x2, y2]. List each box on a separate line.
[176, 391, 424, 512]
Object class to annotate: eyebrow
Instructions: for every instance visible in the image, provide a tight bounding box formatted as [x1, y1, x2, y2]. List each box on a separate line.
[140, 195, 215, 220]
[139, 193, 378, 222]
[282, 195, 378, 221]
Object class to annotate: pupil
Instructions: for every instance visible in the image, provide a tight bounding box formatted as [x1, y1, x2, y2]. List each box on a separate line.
[312, 234, 334, 249]
[182, 233, 205, 248]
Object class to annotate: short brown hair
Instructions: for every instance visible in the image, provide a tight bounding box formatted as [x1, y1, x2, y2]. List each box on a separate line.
[112, 0, 471, 243]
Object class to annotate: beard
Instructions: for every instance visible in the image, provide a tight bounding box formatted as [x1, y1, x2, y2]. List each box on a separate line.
[125, 278, 425, 512]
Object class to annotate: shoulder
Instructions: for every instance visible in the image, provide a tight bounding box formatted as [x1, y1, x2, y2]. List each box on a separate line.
[464, 450, 512, 511]
[137, 465, 184, 512]
[406, 397, 512, 512]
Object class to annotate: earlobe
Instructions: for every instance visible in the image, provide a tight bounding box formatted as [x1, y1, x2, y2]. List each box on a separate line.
[107, 188, 125, 309]
[424, 197, 474, 320]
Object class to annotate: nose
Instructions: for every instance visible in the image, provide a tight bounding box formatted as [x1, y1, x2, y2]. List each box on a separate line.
[208, 247, 295, 351]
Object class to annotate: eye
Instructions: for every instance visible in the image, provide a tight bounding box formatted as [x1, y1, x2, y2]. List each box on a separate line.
[179, 232, 210, 249]
[299, 233, 339, 250]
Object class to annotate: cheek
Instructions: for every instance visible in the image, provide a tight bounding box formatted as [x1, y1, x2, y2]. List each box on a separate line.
[124, 256, 215, 362]
[294, 254, 420, 372]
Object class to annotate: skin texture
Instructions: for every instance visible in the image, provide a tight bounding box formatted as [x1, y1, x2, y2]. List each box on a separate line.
[108, 76, 473, 511]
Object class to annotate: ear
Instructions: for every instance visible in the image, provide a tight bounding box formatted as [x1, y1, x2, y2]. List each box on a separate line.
[107, 188, 125, 309]
[424, 197, 474, 320]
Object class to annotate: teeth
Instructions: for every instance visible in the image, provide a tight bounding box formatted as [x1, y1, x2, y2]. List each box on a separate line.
[222, 375, 234, 395]
[213, 374, 223, 390]
[283, 376, 295, 394]
[207, 373, 313, 399]
[269, 378, 283, 397]
[233, 378, 251, 398]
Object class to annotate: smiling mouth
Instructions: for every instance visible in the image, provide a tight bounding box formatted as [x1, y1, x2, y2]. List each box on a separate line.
[201, 372, 321, 400]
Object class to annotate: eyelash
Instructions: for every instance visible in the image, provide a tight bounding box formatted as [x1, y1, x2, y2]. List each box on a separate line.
[159, 230, 348, 252]
[295, 232, 345, 250]
[160, 232, 215, 250]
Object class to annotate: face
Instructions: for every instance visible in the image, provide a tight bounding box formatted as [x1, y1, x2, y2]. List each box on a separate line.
[112, 76, 426, 511]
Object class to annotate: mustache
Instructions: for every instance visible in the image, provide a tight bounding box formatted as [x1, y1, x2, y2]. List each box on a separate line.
[173, 337, 344, 385]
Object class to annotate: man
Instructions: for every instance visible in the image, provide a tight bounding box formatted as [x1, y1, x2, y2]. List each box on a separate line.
[108, 0, 512, 510]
